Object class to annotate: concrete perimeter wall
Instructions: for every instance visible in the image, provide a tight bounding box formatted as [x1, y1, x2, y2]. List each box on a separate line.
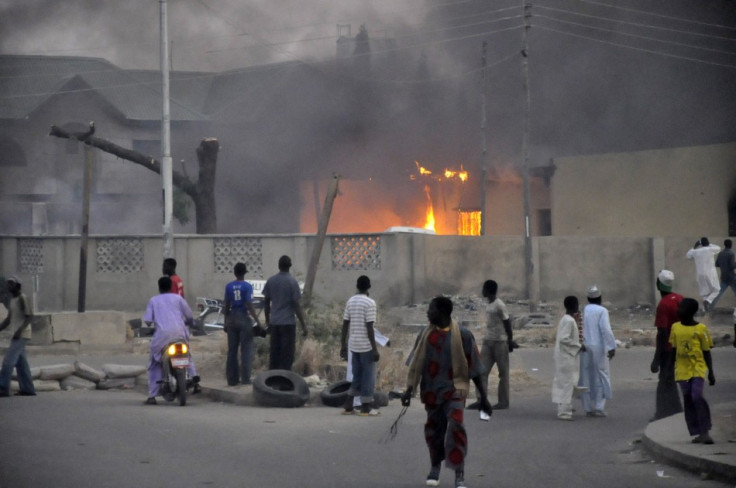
[1, 234, 734, 314]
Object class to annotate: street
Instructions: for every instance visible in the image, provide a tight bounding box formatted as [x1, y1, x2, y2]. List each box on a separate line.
[1, 348, 734, 487]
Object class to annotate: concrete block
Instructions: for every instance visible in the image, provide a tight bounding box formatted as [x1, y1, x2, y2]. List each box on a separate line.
[60, 375, 97, 391]
[29, 315, 52, 345]
[97, 377, 136, 390]
[35, 379, 62, 392]
[103, 364, 146, 378]
[51, 311, 127, 345]
[74, 361, 105, 382]
[39, 363, 74, 380]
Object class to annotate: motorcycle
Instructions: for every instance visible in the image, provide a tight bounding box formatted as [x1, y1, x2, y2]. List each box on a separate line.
[159, 339, 193, 406]
[194, 297, 225, 335]
[194, 295, 266, 335]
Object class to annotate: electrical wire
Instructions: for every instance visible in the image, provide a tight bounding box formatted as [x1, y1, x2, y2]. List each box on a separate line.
[534, 13, 736, 56]
[533, 4, 736, 43]
[554, 0, 736, 32]
[533, 24, 736, 69]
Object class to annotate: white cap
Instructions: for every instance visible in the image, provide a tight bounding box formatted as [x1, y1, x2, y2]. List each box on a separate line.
[657, 269, 675, 289]
[587, 285, 601, 299]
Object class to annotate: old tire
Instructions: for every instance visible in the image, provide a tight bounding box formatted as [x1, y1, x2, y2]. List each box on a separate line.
[320, 380, 351, 407]
[252, 370, 310, 408]
[374, 390, 389, 407]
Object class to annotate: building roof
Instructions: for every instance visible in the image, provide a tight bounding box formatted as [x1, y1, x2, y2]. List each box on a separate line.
[0, 55, 207, 122]
[203, 60, 309, 119]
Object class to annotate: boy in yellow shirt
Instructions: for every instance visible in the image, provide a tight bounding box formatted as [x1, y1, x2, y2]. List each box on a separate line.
[668, 298, 716, 444]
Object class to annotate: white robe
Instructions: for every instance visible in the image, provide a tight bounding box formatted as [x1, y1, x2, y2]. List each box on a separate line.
[552, 314, 582, 404]
[686, 244, 721, 303]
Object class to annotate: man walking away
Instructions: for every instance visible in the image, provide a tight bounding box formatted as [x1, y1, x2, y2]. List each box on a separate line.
[223, 263, 263, 386]
[263, 255, 308, 371]
[340, 275, 380, 416]
[578, 285, 616, 417]
[709, 239, 736, 311]
[0, 276, 36, 397]
[649, 270, 683, 420]
[686, 237, 720, 311]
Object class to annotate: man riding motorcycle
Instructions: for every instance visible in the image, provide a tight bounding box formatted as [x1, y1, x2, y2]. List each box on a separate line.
[143, 276, 201, 405]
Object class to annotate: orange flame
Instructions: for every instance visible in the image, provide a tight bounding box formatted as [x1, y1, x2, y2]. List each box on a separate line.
[415, 161, 433, 176]
[444, 165, 468, 182]
[458, 210, 482, 236]
[413, 161, 468, 182]
[423, 185, 435, 231]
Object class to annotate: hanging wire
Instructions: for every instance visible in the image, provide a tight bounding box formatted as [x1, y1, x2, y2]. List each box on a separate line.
[379, 405, 409, 444]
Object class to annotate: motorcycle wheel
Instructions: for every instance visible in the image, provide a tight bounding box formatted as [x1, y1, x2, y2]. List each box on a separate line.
[176, 369, 187, 406]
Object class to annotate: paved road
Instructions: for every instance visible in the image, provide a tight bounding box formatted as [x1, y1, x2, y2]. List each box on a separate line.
[1, 348, 734, 488]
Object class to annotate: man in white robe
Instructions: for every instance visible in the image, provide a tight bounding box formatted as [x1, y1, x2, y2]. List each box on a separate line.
[552, 296, 585, 420]
[578, 285, 617, 417]
[686, 237, 721, 310]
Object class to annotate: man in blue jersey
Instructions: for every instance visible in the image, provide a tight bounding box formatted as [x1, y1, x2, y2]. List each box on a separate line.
[223, 262, 264, 386]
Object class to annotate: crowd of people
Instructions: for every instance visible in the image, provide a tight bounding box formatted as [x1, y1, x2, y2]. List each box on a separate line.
[1, 237, 733, 488]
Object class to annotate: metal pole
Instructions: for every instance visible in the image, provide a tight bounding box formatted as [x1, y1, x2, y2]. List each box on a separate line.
[521, 0, 535, 308]
[479, 41, 488, 236]
[160, 0, 174, 259]
[77, 145, 94, 313]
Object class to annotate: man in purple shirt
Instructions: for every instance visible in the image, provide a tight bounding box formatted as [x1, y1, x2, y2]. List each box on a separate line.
[143, 276, 199, 405]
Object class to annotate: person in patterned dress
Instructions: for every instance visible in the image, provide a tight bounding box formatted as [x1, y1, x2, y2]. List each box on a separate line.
[402, 296, 492, 488]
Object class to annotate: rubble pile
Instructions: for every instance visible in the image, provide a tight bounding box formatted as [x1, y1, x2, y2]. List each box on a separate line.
[10, 361, 146, 393]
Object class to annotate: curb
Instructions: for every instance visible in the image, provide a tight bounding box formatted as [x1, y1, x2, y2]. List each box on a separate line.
[642, 422, 736, 483]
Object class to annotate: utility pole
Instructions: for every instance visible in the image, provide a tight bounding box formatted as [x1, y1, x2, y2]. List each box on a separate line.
[521, 0, 535, 309]
[160, 0, 174, 259]
[479, 41, 488, 236]
[78, 144, 94, 313]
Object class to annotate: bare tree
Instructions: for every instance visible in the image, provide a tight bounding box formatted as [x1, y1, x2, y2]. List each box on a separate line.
[49, 122, 218, 234]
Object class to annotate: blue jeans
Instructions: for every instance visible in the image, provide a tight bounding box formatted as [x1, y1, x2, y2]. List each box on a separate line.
[709, 278, 736, 309]
[226, 310, 254, 385]
[0, 339, 36, 394]
[348, 350, 376, 404]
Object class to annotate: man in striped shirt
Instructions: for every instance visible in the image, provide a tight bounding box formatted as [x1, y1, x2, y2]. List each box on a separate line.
[340, 275, 380, 416]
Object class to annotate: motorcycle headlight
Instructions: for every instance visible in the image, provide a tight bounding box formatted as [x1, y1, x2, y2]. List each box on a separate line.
[168, 344, 177, 356]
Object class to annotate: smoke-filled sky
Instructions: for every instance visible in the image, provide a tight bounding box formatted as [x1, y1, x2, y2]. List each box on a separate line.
[0, 0, 429, 71]
[3, 0, 734, 155]
[2, 0, 735, 234]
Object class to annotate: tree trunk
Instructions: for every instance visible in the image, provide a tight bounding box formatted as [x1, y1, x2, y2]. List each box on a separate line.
[49, 123, 219, 234]
[194, 138, 219, 234]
